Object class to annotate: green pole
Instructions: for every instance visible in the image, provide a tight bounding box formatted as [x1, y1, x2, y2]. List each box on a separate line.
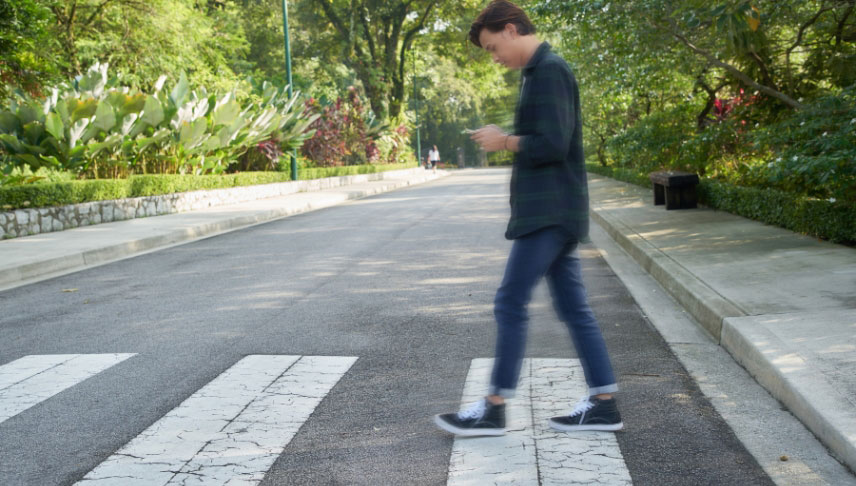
[282, 0, 298, 181]
[413, 77, 421, 167]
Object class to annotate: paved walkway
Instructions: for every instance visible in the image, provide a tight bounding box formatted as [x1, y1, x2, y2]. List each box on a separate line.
[587, 173, 856, 474]
[0, 169, 447, 291]
[1, 167, 853, 480]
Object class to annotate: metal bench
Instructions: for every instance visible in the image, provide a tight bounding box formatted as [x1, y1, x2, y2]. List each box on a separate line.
[649, 171, 700, 210]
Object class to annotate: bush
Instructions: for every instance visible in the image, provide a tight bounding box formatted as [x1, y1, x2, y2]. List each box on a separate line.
[698, 180, 856, 245]
[0, 162, 417, 210]
[606, 106, 696, 173]
[0, 179, 130, 210]
[298, 162, 415, 180]
[0, 63, 318, 179]
[749, 86, 856, 202]
[300, 86, 414, 167]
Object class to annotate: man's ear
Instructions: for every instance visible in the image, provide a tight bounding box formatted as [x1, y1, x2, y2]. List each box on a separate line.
[504, 23, 518, 38]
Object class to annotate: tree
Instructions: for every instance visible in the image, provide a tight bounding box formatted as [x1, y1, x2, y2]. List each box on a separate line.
[0, 0, 60, 97]
[294, 0, 449, 121]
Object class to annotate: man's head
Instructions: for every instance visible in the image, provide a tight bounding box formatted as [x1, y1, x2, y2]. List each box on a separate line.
[469, 1, 537, 70]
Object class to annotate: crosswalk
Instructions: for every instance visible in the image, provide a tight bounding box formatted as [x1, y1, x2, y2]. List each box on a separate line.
[0, 353, 135, 424]
[448, 358, 632, 486]
[0, 354, 632, 485]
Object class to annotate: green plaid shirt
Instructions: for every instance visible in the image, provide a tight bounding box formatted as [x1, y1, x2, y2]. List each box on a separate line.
[506, 42, 590, 243]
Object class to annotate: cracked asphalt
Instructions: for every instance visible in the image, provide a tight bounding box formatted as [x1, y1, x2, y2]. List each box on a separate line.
[0, 169, 773, 485]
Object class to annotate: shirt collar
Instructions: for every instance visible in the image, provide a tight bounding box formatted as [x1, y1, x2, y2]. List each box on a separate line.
[522, 41, 551, 74]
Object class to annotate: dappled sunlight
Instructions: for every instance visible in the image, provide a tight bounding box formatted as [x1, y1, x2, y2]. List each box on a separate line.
[770, 353, 806, 374]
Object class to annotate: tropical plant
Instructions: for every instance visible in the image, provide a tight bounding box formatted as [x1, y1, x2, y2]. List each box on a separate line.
[0, 63, 318, 179]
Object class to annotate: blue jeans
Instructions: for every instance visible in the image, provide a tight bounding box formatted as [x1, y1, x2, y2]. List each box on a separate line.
[489, 226, 619, 398]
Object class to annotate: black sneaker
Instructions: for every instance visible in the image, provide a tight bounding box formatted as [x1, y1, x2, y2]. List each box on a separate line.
[434, 398, 506, 436]
[549, 396, 623, 432]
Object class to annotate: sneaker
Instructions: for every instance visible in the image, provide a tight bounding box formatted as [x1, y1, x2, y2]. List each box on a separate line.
[434, 398, 506, 436]
[549, 396, 623, 432]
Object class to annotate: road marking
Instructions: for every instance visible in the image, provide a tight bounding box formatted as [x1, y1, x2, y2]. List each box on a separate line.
[0, 354, 136, 424]
[447, 358, 632, 485]
[76, 355, 357, 485]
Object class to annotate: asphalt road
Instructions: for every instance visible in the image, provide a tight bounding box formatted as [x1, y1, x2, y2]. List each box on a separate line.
[0, 169, 773, 485]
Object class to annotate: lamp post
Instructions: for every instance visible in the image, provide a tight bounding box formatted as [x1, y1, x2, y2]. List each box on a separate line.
[413, 75, 422, 166]
[281, 0, 298, 181]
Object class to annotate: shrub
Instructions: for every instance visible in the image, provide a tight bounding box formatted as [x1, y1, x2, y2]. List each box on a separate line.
[301, 86, 413, 167]
[0, 63, 318, 179]
[0, 162, 417, 210]
[749, 86, 856, 202]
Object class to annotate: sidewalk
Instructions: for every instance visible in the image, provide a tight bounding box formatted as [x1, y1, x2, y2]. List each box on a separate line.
[0, 168, 448, 291]
[587, 173, 856, 474]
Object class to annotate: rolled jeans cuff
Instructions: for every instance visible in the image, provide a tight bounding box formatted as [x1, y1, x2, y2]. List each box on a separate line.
[489, 386, 517, 399]
[589, 383, 619, 396]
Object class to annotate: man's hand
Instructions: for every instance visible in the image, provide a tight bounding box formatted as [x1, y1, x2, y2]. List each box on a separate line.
[471, 125, 509, 153]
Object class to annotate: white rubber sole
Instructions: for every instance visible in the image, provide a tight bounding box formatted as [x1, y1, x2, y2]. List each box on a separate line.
[433, 415, 506, 437]
[548, 419, 624, 432]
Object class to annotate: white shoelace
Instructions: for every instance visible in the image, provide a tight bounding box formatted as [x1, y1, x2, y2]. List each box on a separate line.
[457, 399, 487, 420]
[568, 397, 595, 418]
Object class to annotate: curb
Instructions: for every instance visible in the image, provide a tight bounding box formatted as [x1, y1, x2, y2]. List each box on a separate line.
[588, 173, 856, 474]
[0, 170, 448, 291]
[720, 315, 856, 474]
[588, 207, 745, 341]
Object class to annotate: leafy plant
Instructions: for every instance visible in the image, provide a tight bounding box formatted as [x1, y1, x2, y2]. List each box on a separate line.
[0, 63, 318, 180]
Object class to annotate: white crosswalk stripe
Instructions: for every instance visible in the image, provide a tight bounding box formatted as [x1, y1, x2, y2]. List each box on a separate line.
[447, 358, 632, 485]
[0, 353, 136, 424]
[75, 355, 357, 485]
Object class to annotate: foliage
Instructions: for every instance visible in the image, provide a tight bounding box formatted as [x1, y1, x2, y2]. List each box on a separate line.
[534, 0, 856, 205]
[407, 10, 520, 168]
[0, 162, 74, 187]
[606, 107, 698, 173]
[300, 86, 412, 167]
[749, 87, 856, 201]
[0, 63, 318, 179]
[296, 161, 416, 180]
[0, 162, 417, 210]
[0, 0, 61, 98]
[293, 0, 462, 120]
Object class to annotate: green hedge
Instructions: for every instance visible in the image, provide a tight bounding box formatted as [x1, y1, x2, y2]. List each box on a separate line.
[0, 162, 417, 211]
[298, 162, 416, 180]
[586, 162, 855, 245]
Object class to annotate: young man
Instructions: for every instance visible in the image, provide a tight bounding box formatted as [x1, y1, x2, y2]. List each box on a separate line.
[434, 0, 623, 437]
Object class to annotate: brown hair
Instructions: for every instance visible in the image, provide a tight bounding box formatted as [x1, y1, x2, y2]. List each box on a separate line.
[469, 0, 536, 48]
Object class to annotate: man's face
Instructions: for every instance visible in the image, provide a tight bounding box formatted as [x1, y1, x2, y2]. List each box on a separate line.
[478, 24, 521, 70]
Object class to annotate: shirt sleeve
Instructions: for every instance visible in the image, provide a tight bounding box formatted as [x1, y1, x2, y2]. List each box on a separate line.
[516, 62, 575, 167]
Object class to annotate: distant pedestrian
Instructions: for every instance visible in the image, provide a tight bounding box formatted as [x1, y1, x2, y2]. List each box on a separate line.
[428, 145, 441, 172]
[434, 0, 622, 437]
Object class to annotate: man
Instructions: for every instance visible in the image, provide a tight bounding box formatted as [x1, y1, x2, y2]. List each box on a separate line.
[434, 0, 623, 437]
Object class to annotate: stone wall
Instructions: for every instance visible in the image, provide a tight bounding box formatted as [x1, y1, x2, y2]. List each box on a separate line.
[0, 168, 422, 239]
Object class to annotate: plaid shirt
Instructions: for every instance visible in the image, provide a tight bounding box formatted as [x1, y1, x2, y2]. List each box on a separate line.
[506, 42, 590, 243]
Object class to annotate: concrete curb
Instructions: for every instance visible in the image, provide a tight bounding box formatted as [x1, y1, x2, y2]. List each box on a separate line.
[721, 315, 856, 474]
[0, 170, 447, 291]
[588, 173, 856, 474]
[588, 207, 746, 341]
